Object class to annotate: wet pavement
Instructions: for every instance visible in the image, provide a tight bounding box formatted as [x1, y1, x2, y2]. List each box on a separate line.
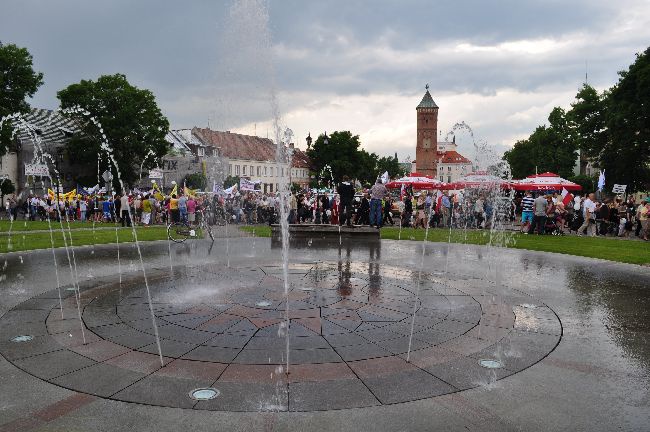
[0, 236, 648, 431]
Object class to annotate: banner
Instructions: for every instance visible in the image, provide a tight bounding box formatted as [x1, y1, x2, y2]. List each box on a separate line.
[148, 168, 163, 179]
[25, 163, 49, 176]
[612, 184, 626, 194]
[240, 178, 261, 191]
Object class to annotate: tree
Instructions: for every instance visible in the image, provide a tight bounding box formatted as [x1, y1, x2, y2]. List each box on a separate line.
[376, 154, 405, 179]
[568, 174, 597, 194]
[183, 173, 207, 190]
[568, 84, 608, 158]
[306, 131, 363, 184]
[223, 175, 240, 188]
[603, 47, 650, 192]
[0, 42, 44, 156]
[0, 178, 15, 200]
[503, 108, 578, 179]
[57, 74, 170, 188]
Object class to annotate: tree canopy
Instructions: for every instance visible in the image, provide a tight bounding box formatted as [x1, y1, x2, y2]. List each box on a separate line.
[503, 107, 578, 179]
[0, 42, 44, 156]
[306, 131, 406, 186]
[504, 46, 650, 192]
[57, 74, 169, 188]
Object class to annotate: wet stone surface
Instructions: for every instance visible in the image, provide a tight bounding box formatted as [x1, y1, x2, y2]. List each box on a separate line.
[0, 262, 561, 412]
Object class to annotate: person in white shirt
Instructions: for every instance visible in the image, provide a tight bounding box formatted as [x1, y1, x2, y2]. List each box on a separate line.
[578, 193, 596, 236]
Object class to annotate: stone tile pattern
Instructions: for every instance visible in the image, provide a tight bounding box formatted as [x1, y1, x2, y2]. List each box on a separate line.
[0, 263, 561, 412]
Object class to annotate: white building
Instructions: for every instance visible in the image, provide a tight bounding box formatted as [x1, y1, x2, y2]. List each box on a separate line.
[435, 139, 473, 183]
[192, 128, 311, 193]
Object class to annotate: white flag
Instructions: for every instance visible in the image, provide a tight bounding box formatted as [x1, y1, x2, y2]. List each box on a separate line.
[597, 170, 606, 191]
[380, 171, 389, 184]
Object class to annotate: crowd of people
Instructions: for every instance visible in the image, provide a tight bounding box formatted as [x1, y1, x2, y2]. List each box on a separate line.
[3, 182, 650, 241]
[517, 191, 650, 240]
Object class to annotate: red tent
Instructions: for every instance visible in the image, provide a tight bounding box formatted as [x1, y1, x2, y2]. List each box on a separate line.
[512, 172, 582, 191]
[385, 173, 452, 190]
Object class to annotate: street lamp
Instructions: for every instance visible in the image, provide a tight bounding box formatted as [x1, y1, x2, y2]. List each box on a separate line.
[305, 132, 312, 150]
[323, 131, 329, 145]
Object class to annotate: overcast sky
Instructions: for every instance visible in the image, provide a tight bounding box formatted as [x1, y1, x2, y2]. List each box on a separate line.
[2, 0, 649, 163]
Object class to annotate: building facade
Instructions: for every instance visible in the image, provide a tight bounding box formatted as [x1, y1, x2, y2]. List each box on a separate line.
[435, 138, 473, 183]
[415, 86, 439, 177]
[414, 88, 473, 183]
[192, 128, 311, 193]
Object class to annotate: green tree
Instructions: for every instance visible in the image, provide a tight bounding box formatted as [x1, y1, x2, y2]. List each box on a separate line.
[603, 47, 650, 192]
[57, 74, 169, 187]
[568, 174, 597, 194]
[503, 108, 578, 179]
[357, 149, 379, 185]
[0, 178, 15, 200]
[183, 173, 207, 190]
[306, 131, 363, 184]
[376, 154, 405, 180]
[0, 42, 44, 156]
[568, 84, 608, 158]
[223, 175, 240, 188]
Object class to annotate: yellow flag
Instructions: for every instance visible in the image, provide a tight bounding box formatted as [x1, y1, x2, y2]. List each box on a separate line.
[170, 184, 178, 197]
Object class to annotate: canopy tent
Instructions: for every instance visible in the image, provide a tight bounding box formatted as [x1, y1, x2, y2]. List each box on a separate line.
[385, 173, 451, 190]
[450, 172, 511, 190]
[512, 172, 582, 191]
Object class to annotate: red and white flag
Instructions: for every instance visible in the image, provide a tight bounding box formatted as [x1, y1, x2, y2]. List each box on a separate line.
[561, 188, 573, 206]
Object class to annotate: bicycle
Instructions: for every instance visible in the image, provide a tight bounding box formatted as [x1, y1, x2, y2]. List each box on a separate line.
[167, 209, 214, 243]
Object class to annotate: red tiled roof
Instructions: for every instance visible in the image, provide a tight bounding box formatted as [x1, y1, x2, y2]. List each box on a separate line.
[291, 148, 311, 168]
[192, 127, 310, 168]
[437, 150, 471, 164]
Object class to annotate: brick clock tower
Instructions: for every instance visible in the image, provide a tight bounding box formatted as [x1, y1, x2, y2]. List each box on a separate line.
[415, 84, 439, 177]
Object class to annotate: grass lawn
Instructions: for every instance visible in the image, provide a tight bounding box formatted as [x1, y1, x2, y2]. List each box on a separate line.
[0, 226, 170, 253]
[240, 225, 650, 266]
[0, 219, 125, 232]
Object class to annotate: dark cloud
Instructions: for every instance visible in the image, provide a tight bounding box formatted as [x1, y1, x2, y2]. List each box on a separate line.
[1, 0, 649, 159]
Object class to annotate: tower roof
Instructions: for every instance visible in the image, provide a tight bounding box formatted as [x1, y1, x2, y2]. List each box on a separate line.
[417, 89, 438, 109]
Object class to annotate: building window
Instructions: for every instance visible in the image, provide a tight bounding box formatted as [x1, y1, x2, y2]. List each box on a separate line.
[242, 165, 246, 175]
[197, 147, 205, 157]
[228, 164, 232, 175]
[269, 183, 273, 193]
[250, 165, 254, 176]
[257, 166, 261, 176]
[281, 168, 284, 177]
[264, 166, 267, 176]
[440, 176, 443, 182]
[447, 176, 451, 183]
[448, 166, 451, 172]
[235, 165, 240, 175]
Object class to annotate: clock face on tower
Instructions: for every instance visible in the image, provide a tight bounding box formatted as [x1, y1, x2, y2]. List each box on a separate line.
[423, 138, 431, 148]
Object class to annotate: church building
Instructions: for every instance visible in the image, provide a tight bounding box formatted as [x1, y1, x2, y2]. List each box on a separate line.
[414, 86, 473, 183]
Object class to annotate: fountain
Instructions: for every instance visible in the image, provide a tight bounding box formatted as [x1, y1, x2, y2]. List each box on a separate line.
[0, 0, 571, 418]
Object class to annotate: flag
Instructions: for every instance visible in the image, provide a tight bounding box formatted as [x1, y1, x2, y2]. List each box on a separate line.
[184, 185, 197, 197]
[400, 184, 406, 200]
[561, 188, 574, 207]
[170, 183, 178, 197]
[380, 171, 389, 184]
[597, 170, 605, 191]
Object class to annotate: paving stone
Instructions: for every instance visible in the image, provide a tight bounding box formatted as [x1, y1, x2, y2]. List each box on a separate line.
[195, 382, 288, 412]
[289, 379, 379, 411]
[14, 349, 97, 379]
[52, 363, 145, 397]
[114, 375, 208, 409]
[424, 355, 514, 390]
[182, 345, 242, 363]
[334, 343, 392, 362]
[361, 369, 457, 404]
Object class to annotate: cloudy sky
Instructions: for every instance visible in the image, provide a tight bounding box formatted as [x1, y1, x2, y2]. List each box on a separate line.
[2, 0, 649, 162]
